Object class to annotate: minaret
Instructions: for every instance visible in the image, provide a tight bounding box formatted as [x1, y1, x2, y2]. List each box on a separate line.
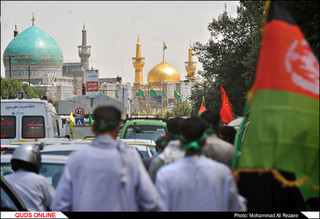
[185, 41, 196, 82]
[14, 24, 18, 37]
[132, 34, 145, 83]
[78, 24, 91, 85]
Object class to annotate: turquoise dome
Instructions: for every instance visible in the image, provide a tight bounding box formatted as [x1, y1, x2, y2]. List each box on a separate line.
[3, 26, 63, 65]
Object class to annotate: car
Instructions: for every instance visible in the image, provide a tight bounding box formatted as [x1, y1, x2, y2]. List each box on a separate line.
[227, 117, 244, 130]
[40, 144, 88, 156]
[119, 118, 167, 142]
[1, 145, 19, 155]
[1, 175, 27, 211]
[1, 154, 68, 189]
[120, 139, 157, 157]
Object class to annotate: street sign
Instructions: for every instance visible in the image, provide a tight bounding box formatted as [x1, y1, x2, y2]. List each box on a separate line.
[75, 107, 85, 118]
[75, 118, 84, 126]
[85, 70, 99, 99]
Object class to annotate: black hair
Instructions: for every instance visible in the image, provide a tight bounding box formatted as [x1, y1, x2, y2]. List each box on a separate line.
[220, 126, 236, 145]
[93, 106, 121, 134]
[200, 109, 220, 134]
[11, 160, 39, 174]
[166, 117, 184, 139]
[181, 117, 207, 143]
[155, 134, 169, 148]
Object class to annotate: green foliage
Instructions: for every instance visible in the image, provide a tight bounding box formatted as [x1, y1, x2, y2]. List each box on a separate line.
[0, 77, 47, 99]
[190, 0, 319, 116]
[279, 0, 319, 59]
[171, 100, 192, 117]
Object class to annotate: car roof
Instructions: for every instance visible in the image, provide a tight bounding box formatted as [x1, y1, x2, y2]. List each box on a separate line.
[41, 144, 88, 152]
[120, 139, 155, 144]
[1, 154, 69, 164]
[123, 120, 167, 127]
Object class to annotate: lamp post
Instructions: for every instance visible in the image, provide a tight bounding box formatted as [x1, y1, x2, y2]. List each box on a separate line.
[9, 54, 17, 79]
[28, 63, 34, 86]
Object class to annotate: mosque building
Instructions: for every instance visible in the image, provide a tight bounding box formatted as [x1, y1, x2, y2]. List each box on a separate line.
[3, 15, 196, 116]
[3, 14, 74, 100]
[131, 36, 196, 116]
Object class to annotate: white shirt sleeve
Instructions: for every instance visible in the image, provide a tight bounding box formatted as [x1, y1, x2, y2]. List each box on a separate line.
[131, 149, 166, 211]
[155, 169, 170, 211]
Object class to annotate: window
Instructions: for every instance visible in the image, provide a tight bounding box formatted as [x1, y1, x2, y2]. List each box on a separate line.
[22, 116, 45, 138]
[124, 125, 166, 141]
[1, 116, 16, 139]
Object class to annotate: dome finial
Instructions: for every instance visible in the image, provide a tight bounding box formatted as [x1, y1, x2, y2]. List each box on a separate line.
[14, 24, 19, 37]
[83, 23, 86, 30]
[137, 34, 139, 43]
[31, 12, 35, 26]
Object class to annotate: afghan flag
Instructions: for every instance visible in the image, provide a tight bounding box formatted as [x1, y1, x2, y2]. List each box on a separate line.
[220, 85, 233, 124]
[198, 96, 206, 116]
[236, 1, 319, 181]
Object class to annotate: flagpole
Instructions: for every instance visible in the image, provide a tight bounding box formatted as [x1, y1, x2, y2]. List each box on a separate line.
[163, 41, 165, 62]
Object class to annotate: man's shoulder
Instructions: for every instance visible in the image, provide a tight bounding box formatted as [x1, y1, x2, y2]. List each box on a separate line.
[206, 135, 235, 149]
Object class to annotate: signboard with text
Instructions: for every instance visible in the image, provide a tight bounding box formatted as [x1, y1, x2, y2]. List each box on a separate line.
[85, 70, 99, 99]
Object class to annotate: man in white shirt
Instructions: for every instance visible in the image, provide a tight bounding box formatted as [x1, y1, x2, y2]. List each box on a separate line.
[51, 106, 164, 211]
[155, 117, 246, 211]
[5, 145, 55, 211]
[201, 110, 236, 168]
[148, 118, 185, 182]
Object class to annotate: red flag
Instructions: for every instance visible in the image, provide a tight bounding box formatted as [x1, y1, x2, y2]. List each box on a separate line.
[198, 96, 206, 116]
[220, 85, 233, 124]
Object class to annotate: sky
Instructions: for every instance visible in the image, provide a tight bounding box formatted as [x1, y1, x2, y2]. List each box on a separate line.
[1, 1, 239, 83]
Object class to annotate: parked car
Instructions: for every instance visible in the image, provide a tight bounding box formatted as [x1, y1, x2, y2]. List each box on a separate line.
[1, 145, 19, 155]
[40, 144, 88, 156]
[120, 139, 156, 157]
[1, 154, 68, 189]
[119, 119, 167, 142]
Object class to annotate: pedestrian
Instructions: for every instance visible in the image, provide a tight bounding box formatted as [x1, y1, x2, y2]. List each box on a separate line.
[51, 106, 164, 211]
[148, 117, 184, 182]
[5, 145, 55, 211]
[220, 126, 237, 145]
[143, 134, 169, 170]
[155, 117, 247, 211]
[201, 109, 236, 168]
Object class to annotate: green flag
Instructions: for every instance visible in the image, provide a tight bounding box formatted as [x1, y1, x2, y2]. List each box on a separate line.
[88, 113, 93, 126]
[150, 89, 158, 97]
[236, 1, 319, 182]
[162, 90, 167, 98]
[138, 89, 145, 98]
[163, 42, 167, 51]
[115, 91, 119, 99]
[174, 90, 180, 101]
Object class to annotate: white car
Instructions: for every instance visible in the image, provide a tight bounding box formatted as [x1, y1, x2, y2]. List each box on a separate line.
[1, 154, 68, 189]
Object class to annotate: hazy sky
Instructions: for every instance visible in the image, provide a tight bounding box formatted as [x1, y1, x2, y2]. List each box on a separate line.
[1, 1, 239, 83]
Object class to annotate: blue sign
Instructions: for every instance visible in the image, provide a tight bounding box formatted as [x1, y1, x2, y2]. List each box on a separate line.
[75, 118, 84, 126]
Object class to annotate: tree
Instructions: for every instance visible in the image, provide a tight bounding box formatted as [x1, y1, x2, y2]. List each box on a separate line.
[191, 1, 265, 116]
[0, 77, 47, 99]
[190, 0, 319, 117]
[171, 100, 192, 117]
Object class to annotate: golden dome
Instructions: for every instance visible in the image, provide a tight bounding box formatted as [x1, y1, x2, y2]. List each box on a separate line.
[147, 62, 181, 83]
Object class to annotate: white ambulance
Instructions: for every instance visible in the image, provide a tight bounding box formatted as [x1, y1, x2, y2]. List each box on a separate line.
[1, 98, 64, 145]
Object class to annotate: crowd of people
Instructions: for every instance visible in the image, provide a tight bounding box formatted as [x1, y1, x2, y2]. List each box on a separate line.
[4, 106, 308, 212]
